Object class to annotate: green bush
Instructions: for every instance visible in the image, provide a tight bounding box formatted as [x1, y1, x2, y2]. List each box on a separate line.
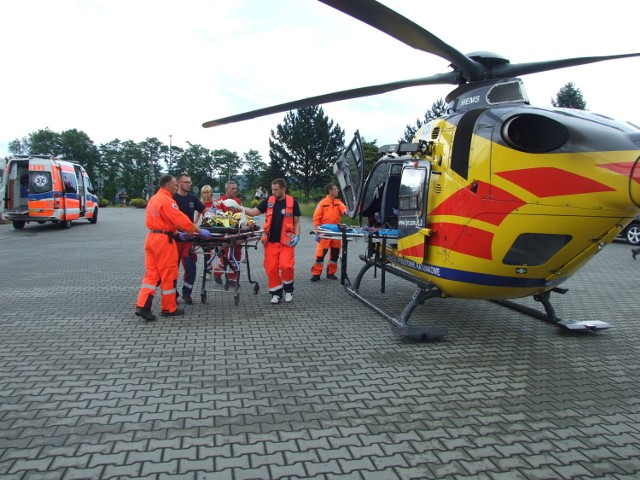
[129, 198, 147, 208]
[98, 198, 109, 208]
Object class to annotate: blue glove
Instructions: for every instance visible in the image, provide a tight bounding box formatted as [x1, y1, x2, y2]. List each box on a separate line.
[198, 228, 212, 239]
[289, 235, 299, 247]
[176, 232, 189, 241]
[315, 233, 320, 243]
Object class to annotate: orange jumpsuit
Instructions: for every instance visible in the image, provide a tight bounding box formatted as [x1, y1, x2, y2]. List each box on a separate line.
[312, 195, 347, 277]
[262, 195, 297, 297]
[136, 188, 200, 314]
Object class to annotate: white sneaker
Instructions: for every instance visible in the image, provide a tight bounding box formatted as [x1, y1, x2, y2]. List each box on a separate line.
[284, 292, 293, 303]
[271, 295, 280, 304]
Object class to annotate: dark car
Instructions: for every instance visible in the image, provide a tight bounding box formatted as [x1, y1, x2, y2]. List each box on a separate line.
[620, 214, 640, 245]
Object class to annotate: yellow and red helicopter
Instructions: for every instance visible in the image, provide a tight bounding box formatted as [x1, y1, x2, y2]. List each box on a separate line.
[203, 0, 640, 339]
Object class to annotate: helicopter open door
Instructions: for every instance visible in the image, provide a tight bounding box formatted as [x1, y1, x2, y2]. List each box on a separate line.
[333, 131, 365, 219]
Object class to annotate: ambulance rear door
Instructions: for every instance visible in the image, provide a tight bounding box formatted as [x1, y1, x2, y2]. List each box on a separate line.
[28, 158, 56, 219]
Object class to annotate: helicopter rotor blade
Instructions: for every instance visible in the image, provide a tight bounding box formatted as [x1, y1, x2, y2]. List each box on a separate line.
[202, 71, 458, 128]
[492, 53, 640, 78]
[318, 0, 484, 80]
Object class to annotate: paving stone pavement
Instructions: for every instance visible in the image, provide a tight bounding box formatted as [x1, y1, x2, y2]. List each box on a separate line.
[0, 207, 639, 480]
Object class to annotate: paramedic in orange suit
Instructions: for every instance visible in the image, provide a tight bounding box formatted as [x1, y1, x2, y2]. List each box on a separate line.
[135, 175, 212, 322]
[311, 183, 347, 281]
[231, 178, 301, 305]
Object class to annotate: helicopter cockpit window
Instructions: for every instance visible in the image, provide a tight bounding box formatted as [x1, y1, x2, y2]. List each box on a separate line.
[361, 163, 391, 220]
[503, 233, 572, 266]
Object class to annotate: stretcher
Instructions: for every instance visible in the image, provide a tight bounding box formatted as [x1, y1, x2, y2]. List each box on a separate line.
[187, 226, 262, 305]
[314, 223, 399, 287]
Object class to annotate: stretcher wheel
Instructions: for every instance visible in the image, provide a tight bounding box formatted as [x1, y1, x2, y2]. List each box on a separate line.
[253, 283, 260, 294]
[234, 293, 240, 306]
[201, 291, 207, 304]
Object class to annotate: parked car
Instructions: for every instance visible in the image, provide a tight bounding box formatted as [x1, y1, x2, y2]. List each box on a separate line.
[620, 214, 640, 245]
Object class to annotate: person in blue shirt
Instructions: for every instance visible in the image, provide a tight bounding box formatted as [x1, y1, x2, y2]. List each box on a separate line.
[174, 174, 209, 305]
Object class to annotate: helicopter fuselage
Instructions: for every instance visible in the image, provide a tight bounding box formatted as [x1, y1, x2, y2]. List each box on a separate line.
[354, 97, 640, 300]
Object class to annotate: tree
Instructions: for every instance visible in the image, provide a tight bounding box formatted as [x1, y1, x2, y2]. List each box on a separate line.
[29, 128, 62, 155]
[269, 105, 345, 201]
[172, 142, 216, 192]
[119, 140, 152, 198]
[260, 157, 287, 191]
[8, 137, 29, 155]
[400, 98, 447, 142]
[242, 149, 267, 192]
[551, 82, 587, 109]
[59, 129, 101, 179]
[212, 148, 243, 193]
[360, 137, 380, 177]
[98, 139, 124, 202]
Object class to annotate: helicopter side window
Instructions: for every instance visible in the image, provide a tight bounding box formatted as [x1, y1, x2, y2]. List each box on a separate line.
[503, 233, 572, 266]
[397, 167, 428, 232]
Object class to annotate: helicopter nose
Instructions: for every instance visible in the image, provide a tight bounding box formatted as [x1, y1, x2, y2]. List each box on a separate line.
[631, 158, 640, 207]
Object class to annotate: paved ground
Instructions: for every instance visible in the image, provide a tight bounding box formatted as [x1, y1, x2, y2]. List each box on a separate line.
[0, 206, 639, 480]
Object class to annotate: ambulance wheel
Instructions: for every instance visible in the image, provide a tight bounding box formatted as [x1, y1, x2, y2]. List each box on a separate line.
[12, 220, 25, 230]
[37, 221, 47, 224]
[234, 293, 240, 306]
[89, 207, 98, 224]
[61, 220, 72, 229]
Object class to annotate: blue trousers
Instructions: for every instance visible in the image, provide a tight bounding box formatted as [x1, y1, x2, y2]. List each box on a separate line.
[177, 243, 197, 297]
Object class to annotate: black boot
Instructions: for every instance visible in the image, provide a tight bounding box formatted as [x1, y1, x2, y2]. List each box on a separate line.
[135, 295, 156, 321]
[632, 248, 639, 260]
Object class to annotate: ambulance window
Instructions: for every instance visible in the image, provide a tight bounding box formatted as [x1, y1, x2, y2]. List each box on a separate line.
[62, 172, 77, 194]
[30, 172, 52, 194]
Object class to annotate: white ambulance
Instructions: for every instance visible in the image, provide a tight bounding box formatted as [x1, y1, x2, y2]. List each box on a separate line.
[0, 155, 99, 229]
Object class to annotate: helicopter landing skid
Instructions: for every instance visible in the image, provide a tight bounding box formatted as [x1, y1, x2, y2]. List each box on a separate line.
[492, 290, 612, 332]
[344, 255, 448, 341]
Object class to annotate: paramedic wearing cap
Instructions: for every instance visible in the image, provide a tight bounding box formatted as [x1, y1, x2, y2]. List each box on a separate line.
[311, 183, 347, 282]
[226, 178, 301, 305]
[135, 174, 212, 321]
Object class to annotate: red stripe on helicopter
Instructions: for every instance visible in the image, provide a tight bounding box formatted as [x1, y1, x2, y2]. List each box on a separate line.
[398, 244, 424, 257]
[428, 222, 493, 260]
[429, 181, 525, 226]
[496, 167, 614, 197]
[597, 161, 640, 185]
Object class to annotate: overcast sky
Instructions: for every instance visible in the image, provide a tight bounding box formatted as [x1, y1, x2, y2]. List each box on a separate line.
[2, 0, 639, 166]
